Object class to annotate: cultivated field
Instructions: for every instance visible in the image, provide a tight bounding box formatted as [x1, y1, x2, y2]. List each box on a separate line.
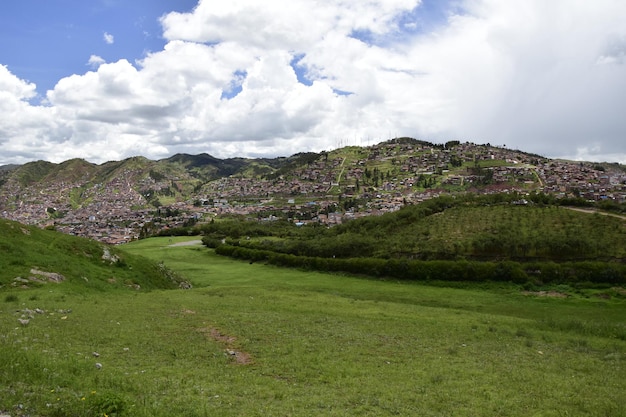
[1, 236, 625, 416]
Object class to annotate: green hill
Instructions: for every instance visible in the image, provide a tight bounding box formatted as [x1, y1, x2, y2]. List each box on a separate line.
[199, 193, 626, 285]
[0, 218, 188, 291]
[329, 195, 626, 261]
[10, 160, 56, 186]
[203, 194, 626, 262]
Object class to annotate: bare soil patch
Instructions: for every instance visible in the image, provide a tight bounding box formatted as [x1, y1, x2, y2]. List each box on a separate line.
[199, 327, 253, 365]
[521, 290, 570, 298]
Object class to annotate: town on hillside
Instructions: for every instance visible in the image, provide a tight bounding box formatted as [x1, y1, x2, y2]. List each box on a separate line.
[1, 139, 625, 244]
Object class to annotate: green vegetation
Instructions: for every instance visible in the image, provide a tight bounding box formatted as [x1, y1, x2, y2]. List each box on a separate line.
[1, 235, 624, 416]
[0, 219, 187, 291]
[69, 186, 90, 209]
[12, 160, 56, 186]
[1, 192, 626, 416]
[194, 194, 626, 286]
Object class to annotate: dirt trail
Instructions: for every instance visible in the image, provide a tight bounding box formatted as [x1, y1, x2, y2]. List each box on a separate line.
[168, 239, 203, 247]
[563, 206, 626, 220]
[198, 327, 253, 365]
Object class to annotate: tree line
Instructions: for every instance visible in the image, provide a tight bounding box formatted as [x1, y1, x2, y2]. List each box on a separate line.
[160, 192, 626, 285]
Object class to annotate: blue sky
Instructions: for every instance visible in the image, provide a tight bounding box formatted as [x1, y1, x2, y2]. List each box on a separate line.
[3, 0, 454, 96]
[1, 0, 625, 165]
[0, 0, 197, 95]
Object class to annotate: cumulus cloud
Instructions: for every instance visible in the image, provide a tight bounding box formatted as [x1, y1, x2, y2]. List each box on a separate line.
[0, 0, 625, 165]
[103, 32, 114, 44]
[0, 64, 37, 100]
[160, 0, 420, 49]
[0, 65, 57, 162]
[87, 55, 106, 68]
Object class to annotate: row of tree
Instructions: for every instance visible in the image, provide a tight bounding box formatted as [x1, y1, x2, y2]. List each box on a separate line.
[211, 243, 625, 286]
[164, 192, 626, 284]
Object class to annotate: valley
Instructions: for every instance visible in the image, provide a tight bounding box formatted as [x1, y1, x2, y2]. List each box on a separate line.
[0, 233, 624, 416]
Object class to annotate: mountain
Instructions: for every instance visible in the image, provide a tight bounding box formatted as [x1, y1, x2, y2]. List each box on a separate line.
[7, 160, 56, 186]
[0, 164, 19, 172]
[1, 139, 625, 243]
[162, 153, 260, 181]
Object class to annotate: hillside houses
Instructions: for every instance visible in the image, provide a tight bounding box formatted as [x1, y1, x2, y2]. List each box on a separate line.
[1, 140, 625, 243]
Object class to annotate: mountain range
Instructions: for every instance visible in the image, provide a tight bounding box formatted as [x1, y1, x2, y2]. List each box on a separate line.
[1, 138, 625, 243]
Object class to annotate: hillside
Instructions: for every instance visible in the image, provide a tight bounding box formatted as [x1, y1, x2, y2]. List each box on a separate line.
[0, 218, 188, 291]
[201, 194, 626, 285]
[1, 138, 625, 244]
[326, 195, 626, 261]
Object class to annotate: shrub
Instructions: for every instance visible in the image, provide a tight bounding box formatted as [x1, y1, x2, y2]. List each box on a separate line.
[88, 391, 129, 417]
[4, 294, 18, 303]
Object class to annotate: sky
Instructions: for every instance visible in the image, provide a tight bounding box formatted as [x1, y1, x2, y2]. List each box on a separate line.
[1, 0, 625, 166]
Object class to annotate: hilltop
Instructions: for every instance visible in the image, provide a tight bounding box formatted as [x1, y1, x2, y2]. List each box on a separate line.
[1, 138, 625, 243]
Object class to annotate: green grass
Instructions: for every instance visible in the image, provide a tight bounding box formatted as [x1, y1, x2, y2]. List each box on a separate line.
[0, 218, 188, 292]
[1, 235, 625, 416]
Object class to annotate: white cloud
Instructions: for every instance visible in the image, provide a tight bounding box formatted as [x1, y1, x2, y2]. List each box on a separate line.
[1, 0, 626, 166]
[0, 64, 37, 100]
[87, 55, 106, 68]
[437, 0, 626, 160]
[160, 0, 420, 49]
[0, 65, 57, 162]
[104, 32, 114, 44]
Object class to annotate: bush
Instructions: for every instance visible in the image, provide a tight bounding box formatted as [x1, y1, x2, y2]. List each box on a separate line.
[201, 236, 223, 248]
[88, 391, 129, 417]
[4, 294, 18, 303]
[211, 244, 626, 286]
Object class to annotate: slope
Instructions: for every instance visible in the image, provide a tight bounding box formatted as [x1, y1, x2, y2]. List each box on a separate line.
[0, 218, 188, 291]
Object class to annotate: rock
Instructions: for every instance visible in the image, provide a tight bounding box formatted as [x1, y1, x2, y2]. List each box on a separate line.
[29, 269, 65, 283]
[101, 247, 120, 264]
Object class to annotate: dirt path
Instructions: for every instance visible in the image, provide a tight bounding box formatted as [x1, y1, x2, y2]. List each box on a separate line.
[563, 206, 626, 220]
[168, 239, 203, 247]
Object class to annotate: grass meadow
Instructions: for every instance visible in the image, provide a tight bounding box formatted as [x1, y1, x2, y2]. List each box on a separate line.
[1, 236, 625, 416]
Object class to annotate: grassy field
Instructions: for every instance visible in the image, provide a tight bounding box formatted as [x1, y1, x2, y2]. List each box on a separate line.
[1, 235, 625, 416]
